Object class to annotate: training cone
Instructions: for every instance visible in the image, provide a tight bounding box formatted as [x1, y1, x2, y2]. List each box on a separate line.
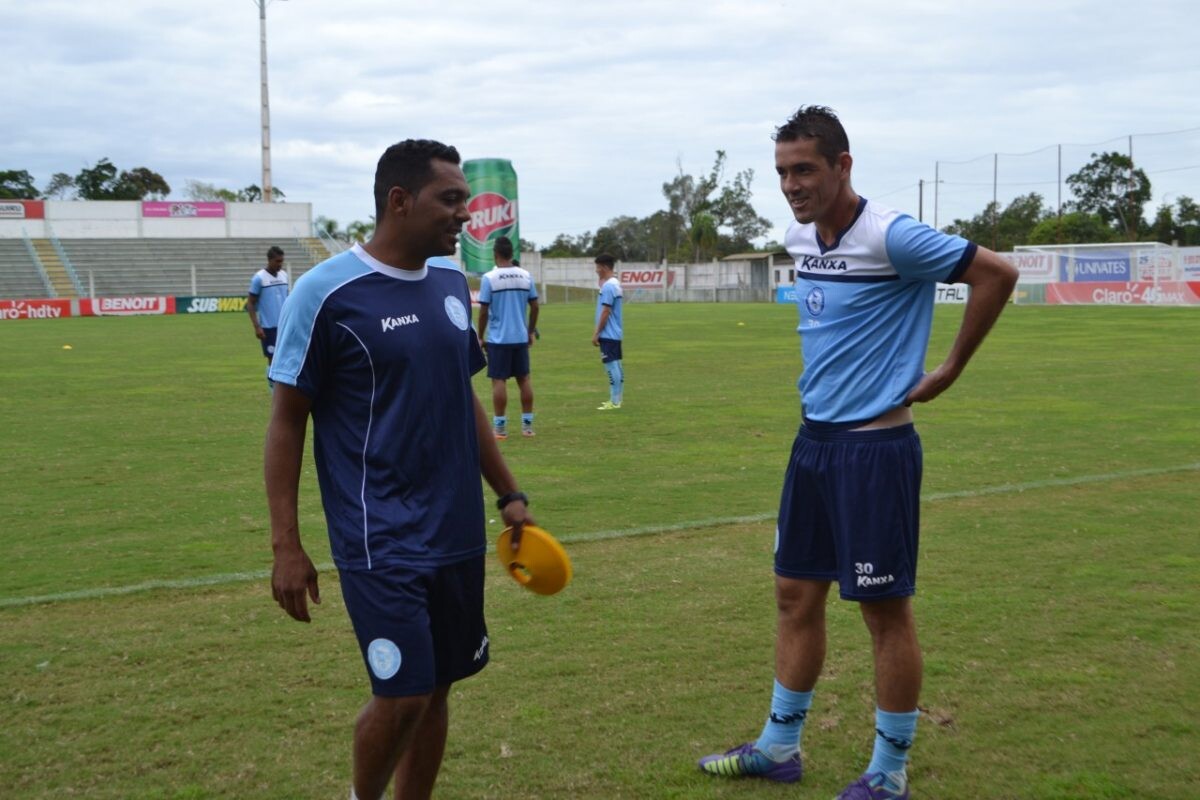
[496, 525, 572, 595]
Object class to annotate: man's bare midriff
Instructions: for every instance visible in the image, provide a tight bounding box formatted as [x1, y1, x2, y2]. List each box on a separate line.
[851, 406, 913, 430]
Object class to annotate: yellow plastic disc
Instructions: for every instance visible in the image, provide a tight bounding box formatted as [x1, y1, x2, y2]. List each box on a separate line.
[495, 524, 572, 595]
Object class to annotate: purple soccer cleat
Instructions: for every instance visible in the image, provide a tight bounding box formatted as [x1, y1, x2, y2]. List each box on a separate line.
[834, 771, 910, 799]
[697, 742, 803, 783]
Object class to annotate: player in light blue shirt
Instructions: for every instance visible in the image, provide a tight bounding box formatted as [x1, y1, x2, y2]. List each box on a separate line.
[699, 106, 1017, 800]
[592, 253, 624, 410]
[264, 139, 535, 800]
[246, 245, 289, 386]
[476, 236, 539, 438]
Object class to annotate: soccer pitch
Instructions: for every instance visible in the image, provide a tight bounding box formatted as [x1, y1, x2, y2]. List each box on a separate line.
[1, 303, 1197, 799]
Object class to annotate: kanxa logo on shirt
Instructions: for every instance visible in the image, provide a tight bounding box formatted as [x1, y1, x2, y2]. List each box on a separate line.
[381, 314, 420, 332]
[800, 254, 848, 271]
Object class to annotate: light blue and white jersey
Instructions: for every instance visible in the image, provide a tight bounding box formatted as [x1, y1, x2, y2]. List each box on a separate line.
[595, 276, 624, 340]
[248, 268, 290, 328]
[478, 265, 538, 344]
[787, 198, 977, 425]
[269, 244, 487, 571]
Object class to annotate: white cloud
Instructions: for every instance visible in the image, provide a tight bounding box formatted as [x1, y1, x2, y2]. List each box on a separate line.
[3, 0, 1198, 241]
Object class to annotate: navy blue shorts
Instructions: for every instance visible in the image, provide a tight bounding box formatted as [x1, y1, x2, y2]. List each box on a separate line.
[485, 343, 530, 379]
[775, 423, 923, 601]
[260, 327, 278, 359]
[598, 338, 623, 363]
[339, 557, 489, 697]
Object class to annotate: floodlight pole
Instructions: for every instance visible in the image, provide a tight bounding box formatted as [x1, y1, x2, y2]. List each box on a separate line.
[933, 161, 940, 229]
[256, 0, 277, 203]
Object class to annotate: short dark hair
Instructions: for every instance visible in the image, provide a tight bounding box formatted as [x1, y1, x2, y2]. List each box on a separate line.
[493, 236, 514, 260]
[267, 246, 284, 258]
[373, 139, 462, 220]
[773, 106, 849, 166]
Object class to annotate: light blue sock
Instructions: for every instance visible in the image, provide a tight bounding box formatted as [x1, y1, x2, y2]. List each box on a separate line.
[603, 361, 622, 404]
[493, 415, 506, 430]
[521, 413, 534, 426]
[753, 680, 812, 761]
[867, 708, 918, 783]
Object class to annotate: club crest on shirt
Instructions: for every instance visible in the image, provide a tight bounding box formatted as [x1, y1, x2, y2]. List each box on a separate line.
[805, 286, 826, 316]
[444, 296, 469, 331]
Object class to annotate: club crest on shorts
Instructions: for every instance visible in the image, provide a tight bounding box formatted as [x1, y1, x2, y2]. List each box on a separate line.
[805, 286, 826, 317]
[367, 638, 402, 679]
[444, 295, 469, 331]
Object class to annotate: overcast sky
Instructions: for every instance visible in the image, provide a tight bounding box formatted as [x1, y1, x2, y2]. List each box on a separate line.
[4, 0, 1198, 245]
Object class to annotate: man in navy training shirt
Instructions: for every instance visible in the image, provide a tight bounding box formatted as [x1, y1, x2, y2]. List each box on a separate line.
[698, 106, 1017, 799]
[264, 139, 534, 800]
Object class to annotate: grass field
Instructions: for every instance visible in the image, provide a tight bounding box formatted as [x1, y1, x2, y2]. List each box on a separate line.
[1, 301, 1197, 799]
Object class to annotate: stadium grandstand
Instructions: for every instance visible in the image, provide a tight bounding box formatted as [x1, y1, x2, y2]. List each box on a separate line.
[0, 199, 331, 300]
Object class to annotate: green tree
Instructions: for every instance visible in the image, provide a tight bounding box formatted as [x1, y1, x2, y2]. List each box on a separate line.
[537, 150, 771, 261]
[541, 231, 593, 258]
[592, 215, 660, 261]
[661, 151, 772, 260]
[0, 169, 40, 199]
[75, 159, 170, 200]
[689, 211, 719, 261]
[74, 159, 120, 199]
[1027, 211, 1118, 245]
[345, 219, 374, 244]
[1146, 195, 1200, 246]
[943, 192, 1050, 251]
[314, 215, 343, 240]
[43, 172, 76, 199]
[1065, 151, 1151, 238]
[115, 167, 170, 200]
[238, 184, 285, 202]
[185, 180, 239, 202]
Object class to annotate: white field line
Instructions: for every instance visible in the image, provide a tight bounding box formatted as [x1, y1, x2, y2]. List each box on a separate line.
[3, 462, 1196, 610]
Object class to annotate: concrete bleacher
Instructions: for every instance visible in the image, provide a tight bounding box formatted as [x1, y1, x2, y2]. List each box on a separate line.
[0, 239, 50, 299]
[55, 238, 328, 297]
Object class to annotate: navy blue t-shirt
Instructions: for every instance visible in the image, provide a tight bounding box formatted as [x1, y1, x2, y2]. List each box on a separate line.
[269, 244, 487, 571]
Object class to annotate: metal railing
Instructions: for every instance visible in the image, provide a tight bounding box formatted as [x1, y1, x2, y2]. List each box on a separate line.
[45, 221, 84, 295]
[20, 228, 56, 298]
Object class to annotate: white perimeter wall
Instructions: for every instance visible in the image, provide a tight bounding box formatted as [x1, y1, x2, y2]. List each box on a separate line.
[0, 201, 313, 239]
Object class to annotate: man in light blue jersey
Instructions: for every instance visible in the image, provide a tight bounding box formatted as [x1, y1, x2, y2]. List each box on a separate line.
[265, 139, 534, 800]
[591, 253, 624, 410]
[246, 245, 289, 386]
[476, 235, 539, 438]
[699, 107, 1017, 799]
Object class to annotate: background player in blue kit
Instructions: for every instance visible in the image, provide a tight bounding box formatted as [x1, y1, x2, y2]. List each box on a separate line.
[246, 245, 289, 386]
[591, 253, 624, 410]
[264, 139, 533, 800]
[699, 107, 1017, 799]
[476, 235, 539, 438]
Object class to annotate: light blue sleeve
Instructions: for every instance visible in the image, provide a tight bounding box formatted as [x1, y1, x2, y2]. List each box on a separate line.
[248, 273, 262, 295]
[600, 282, 617, 306]
[885, 215, 977, 284]
[478, 274, 492, 304]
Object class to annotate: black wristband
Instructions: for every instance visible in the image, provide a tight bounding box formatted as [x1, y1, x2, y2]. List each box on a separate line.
[496, 491, 528, 510]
